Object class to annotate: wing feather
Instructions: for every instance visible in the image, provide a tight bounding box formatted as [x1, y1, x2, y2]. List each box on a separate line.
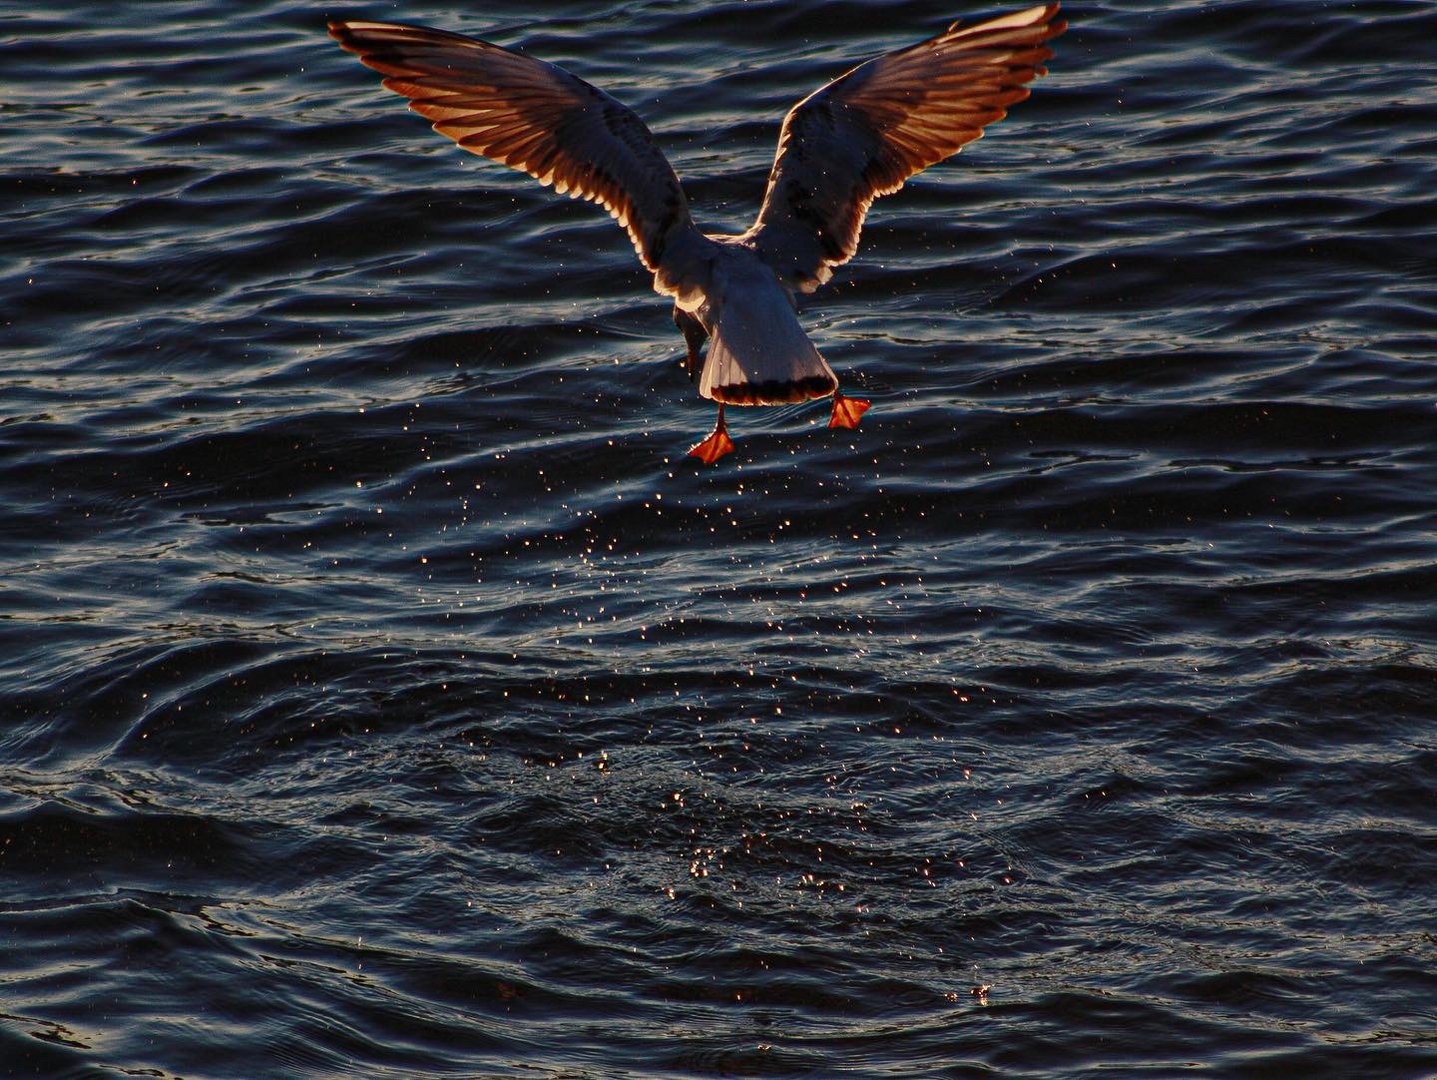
[745, 4, 1066, 292]
[328, 20, 696, 274]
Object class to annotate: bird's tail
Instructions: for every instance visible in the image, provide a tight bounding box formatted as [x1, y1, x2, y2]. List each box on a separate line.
[698, 277, 838, 405]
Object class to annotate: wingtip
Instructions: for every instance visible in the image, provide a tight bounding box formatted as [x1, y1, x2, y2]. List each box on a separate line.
[946, 3, 1063, 40]
[328, 19, 365, 50]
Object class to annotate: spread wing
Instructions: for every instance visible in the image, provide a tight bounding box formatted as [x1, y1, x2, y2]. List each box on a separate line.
[745, 3, 1066, 293]
[328, 20, 696, 275]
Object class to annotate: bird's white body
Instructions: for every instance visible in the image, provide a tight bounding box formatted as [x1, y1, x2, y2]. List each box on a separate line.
[670, 238, 838, 406]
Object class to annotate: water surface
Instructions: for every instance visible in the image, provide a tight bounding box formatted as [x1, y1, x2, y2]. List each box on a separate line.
[3, 1, 1436, 1076]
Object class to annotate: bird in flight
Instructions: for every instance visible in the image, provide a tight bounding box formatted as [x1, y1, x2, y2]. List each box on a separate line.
[329, 5, 1065, 463]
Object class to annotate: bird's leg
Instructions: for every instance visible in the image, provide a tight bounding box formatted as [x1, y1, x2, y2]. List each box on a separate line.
[828, 390, 871, 430]
[688, 403, 734, 463]
[673, 306, 708, 381]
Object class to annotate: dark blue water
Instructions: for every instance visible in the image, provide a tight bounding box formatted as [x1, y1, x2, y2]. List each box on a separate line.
[4, 1, 1436, 1076]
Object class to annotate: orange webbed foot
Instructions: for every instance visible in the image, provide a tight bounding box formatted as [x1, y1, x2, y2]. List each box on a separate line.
[689, 427, 734, 463]
[689, 406, 734, 463]
[828, 393, 871, 430]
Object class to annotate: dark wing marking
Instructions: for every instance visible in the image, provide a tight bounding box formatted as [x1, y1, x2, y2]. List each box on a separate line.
[329, 20, 696, 274]
[745, 4, 1065, 292]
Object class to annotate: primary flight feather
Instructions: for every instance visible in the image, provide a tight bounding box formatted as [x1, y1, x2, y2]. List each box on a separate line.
[329, 5, 1065, 462]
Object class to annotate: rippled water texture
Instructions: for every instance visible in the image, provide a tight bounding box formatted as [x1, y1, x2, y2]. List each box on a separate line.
[4, 1, 1436, 1076]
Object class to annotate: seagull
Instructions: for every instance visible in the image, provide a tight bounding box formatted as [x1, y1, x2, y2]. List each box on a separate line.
[329, 5, 1065, 463]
